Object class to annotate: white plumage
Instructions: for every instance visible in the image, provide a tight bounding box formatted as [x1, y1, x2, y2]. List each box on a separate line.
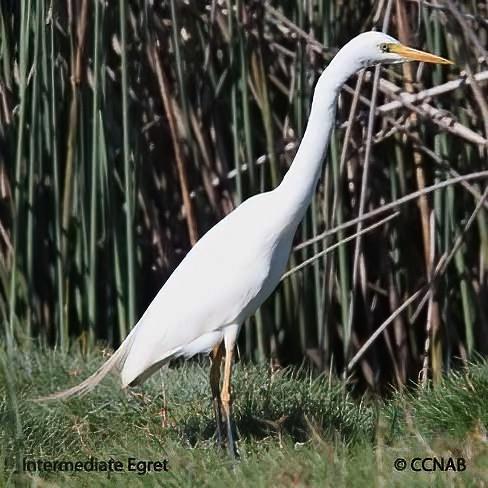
[121, 191, 295, 386]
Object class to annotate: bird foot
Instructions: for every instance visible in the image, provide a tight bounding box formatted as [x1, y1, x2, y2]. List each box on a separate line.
[213, 416, 239, 460]
[225, 415, 239, 461]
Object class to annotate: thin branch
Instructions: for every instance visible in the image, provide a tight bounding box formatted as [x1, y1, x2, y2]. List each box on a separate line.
[294, 170, 488, 252]
[148, 43, 199, 246]
[281, 212, 399, 281]
[377, 71, 488, 114]
[347, 288, 426, 371]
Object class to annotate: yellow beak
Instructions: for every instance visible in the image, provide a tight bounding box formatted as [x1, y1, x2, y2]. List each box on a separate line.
[389, 44, 453, 64]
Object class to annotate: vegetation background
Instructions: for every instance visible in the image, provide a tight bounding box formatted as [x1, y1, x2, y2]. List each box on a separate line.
[1, 0, 488, 486]
[1, 0, 488, 389]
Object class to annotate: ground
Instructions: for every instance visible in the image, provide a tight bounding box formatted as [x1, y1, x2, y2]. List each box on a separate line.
[1, 345, 487, 487]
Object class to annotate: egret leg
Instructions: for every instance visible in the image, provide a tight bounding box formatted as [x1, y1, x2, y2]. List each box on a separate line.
[210, 341, 225, 447]
[221, 340, 238, 459]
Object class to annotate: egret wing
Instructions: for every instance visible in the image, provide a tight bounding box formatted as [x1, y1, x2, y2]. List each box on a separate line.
[121, 193, 285, 385]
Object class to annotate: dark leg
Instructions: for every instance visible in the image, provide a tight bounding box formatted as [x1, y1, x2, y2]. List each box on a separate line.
[221, 344, 239, 460]
[210, 341, 224, 447]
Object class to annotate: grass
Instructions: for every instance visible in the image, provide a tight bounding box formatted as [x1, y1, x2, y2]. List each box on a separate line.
[1, 344, 487, 487]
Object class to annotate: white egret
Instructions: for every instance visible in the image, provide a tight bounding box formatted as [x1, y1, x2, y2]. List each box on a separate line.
[39, 31, 451, 458]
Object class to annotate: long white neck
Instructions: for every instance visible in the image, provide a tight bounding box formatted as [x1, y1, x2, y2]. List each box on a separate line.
[276, 50, 364, 227]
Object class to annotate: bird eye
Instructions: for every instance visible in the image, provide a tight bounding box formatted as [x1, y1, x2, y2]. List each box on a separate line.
[379, 42, 389, 53]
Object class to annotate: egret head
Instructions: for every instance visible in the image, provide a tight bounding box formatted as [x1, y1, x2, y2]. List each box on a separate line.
[342, 31, 452, 68]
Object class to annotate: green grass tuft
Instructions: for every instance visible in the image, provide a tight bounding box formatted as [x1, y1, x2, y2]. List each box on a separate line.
[1, 344, 487, 486]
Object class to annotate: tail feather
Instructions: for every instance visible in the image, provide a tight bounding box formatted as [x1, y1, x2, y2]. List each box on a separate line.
[34, 335, 134, 402]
